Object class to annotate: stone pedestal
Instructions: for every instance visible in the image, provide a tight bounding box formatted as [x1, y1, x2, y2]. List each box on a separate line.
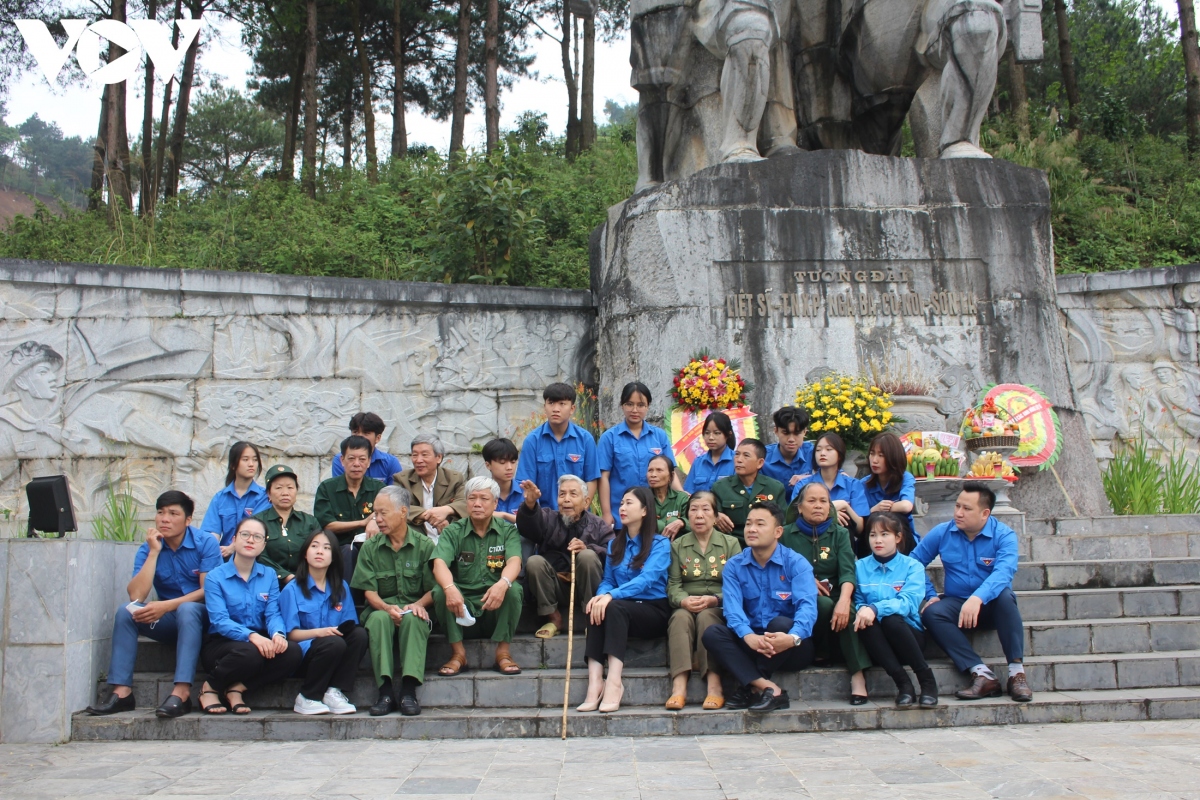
[592, 150, 1108, 520]
[0, 539, 138, 742]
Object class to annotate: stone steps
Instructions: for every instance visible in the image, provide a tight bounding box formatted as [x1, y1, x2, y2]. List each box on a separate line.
[116, 648, 1200, 711]
[1016, 585, 1200, 621]
[71, 686, 1200, 741]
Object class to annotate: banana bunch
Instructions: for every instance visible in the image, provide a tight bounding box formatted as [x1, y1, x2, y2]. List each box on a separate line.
[968, 452, 1017, 479]
[907, 447, 961, 479]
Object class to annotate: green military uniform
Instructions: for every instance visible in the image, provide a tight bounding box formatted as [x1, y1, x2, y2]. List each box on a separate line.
[781, 517, 872, 674]
[655, 488, 692, 534]
[313, 475, 385, 547]
[666, 530, 742, 678]
[711, 472, 786, 545]
[350, 528, 436, 686]
[254, 506, 322, 584]
[431, 517, 524, 644]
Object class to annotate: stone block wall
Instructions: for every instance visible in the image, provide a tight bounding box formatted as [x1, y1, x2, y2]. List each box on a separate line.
[1059, 264, 1200, 464]
[0, 260, 595, 533]
[0, 539, 137, 742]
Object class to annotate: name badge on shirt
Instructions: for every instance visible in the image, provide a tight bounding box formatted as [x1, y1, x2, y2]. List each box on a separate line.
[979, 557, 994, 567]
[568, 453, 582, 463]
[651, 447, 662, 455]
[258, 593, 269, 601]
[776, 591, 792, 600]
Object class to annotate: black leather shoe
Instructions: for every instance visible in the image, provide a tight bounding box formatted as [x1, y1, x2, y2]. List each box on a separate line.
[155, 695, 192, 718]
[919, 693, 939, 708]
[724, 686, 761, 710]
[399, 694, 421, 717]
[915, 668, 939, 708]
[369, 692, 396, 717]
[86, 692, 135, 716]
[894, 692, 915, 708]
[748, 688, 790, 712]
[849, 694, 869, 706]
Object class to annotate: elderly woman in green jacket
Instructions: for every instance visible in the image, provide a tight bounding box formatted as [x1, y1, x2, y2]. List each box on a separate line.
[781, 481, 872, 705]
[649, 454, 690, 540]
[665, 491, 741, 711]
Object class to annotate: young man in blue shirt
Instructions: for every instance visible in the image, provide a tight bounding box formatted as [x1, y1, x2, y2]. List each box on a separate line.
[913, 483, 1032, 702]
[762, 406, 814, 490]
[483, 438, 523, 523]
[331, 412, 403, 485]
[87, 491, 222, 719]
[514, 383, 599, 510]
[702, 501, 818, 712]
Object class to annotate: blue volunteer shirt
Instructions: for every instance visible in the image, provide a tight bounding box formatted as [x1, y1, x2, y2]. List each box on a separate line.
[199, 482, 271, 547]
[279, 576, 359, 655]
[598, 421, 675, 529]
[131, 525, 223, 601]
[853, 553, 926, 630]
[722, 544, 818, 639]
[790, 471, 871, 520]
[205, 559, 287, 641]
[495, 484, 524, 516]
[514, 421, 600, 510]
[762, 442, 814, 488]
[683, 447, 735, 493]
[860, 471, 917, 540]
[911, 516, 1020, 603]
[332, 448, 403, 486]
[597, 533, 671, 600]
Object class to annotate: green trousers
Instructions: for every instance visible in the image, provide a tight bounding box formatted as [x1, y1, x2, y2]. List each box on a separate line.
[813, 593, 872, 674]
[363, 607, 432, 686]
[432, 582, 523, 644]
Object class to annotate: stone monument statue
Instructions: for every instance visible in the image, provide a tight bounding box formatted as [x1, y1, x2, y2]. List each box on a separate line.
[631, 0, 1044, 183]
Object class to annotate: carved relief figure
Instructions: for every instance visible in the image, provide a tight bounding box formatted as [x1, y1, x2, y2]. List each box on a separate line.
[0, 342, 66, 468]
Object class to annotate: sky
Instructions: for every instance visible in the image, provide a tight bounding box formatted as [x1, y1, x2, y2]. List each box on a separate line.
[3, 13, 637, 153]
[1, 0, 1182, 153]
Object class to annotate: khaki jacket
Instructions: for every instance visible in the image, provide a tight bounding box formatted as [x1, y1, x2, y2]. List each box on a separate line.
[392, 466, 468, 525]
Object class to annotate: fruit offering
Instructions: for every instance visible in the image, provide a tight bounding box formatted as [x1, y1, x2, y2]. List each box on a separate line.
[907, 447, 961, 479]
[960, 398, 1022, 450]
[968, 451, 1018, 481]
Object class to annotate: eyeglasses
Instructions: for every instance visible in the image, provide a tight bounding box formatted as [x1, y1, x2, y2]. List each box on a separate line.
[236, 531, 266, 543]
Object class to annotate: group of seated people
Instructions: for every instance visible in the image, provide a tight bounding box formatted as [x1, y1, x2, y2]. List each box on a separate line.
[87, 383, 1030, 720]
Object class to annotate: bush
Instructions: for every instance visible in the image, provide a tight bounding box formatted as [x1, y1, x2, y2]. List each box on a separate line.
[1103, 435, 1200, 515]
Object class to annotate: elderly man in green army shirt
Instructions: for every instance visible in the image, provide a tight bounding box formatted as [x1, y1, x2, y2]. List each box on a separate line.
[432, 476, 524, 677]
[315, 436, 385, 548]
[711, 439, 786, 546]
[351, 485, 435, 717]
[781, 481, 872, 703]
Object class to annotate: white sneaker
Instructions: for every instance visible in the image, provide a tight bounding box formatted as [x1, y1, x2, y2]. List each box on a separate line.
[322, 687, 357, 715]
[293, 694, 330, 715]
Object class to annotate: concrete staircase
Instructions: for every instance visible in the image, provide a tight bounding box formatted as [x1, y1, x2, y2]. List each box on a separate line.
[72, 516, 1200, 741]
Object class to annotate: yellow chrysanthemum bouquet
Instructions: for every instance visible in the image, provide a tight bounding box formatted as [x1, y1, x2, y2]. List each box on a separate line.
[671, 352, 749, 411]
[794, 373, 895, 451]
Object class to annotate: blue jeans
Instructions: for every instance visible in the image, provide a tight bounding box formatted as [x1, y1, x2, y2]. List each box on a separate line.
[921, 588, 1024, 673]
[107, 601, 207, 687]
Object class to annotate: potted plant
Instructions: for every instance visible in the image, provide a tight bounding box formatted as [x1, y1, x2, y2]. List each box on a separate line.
[866, 354, 945, 433]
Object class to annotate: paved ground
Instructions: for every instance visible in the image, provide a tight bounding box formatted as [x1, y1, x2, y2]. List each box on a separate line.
[3, 720, 1200, 799]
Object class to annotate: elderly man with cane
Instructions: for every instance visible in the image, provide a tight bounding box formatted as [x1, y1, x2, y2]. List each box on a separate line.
[516, 475, 614, 639]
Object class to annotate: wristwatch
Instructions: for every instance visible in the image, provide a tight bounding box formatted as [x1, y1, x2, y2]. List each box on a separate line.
[791, 634, 803, 647]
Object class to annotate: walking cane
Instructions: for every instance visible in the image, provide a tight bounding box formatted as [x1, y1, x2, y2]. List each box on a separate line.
[561, 549, 577, 739]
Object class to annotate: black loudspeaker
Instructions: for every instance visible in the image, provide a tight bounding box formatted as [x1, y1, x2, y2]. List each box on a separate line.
[25, 475, 76, 538]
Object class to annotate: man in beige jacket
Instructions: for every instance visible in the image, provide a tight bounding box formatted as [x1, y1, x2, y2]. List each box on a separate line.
[392, 434, 467, 544]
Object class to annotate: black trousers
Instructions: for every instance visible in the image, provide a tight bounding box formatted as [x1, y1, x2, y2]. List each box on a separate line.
[857, 615, 929, 683]
[201, 635, 303, 695]
[299, 627, 369, 700]
[585, 598, 671, 663]
[701, 615, 816, 688]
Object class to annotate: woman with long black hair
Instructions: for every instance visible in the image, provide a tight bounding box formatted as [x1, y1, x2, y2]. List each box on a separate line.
[279, 530, 368, 715]
[578, 486, 672, 714]
[598, 381, 679, 530]
[682, 411, 737, 493]
[199, 441, 270, 558]
[860, 432, 917, 555]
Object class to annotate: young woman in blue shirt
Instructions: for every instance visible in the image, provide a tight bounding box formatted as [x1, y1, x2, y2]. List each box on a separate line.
[579, 486, 672, 714]
[853, 512, 938, 708]
[280, 530, 366, 716]
[859, 433, 917, 556]
[598, 382, 679, 530]
[682, 411, 737, 493]
[199, 441, 270, 558]
[199, 518, 303, 715]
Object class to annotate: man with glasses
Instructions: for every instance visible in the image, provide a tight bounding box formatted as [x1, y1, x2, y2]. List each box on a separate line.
[87, 491, 221, 719]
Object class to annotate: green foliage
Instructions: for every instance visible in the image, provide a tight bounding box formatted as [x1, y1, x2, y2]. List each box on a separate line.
[1103, 435, 1200, 515]
[0, 121, 636, 288]
[91, 479, 143, 542]
[0, 110, 93, 207]
[180, 82, 285, 194]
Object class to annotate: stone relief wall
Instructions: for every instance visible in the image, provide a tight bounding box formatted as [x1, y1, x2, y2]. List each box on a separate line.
[1059, 264, 1200, 463]
[0, 261, 594, 533]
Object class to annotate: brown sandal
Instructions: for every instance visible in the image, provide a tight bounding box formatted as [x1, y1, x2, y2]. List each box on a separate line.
[665, 694, 686, 710]
[703, 695, 725, 710]
[494, 655, 521, 675]
[439, 652, 468, 676]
